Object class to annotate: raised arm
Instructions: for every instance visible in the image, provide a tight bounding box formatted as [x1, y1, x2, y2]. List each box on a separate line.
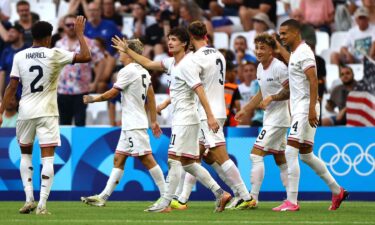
[83, 88, 120, 104]
[194, 85, 219, 133]
[73, 16, 91, 63]
[305, 67, 319, 127]
[146, 85, 162, 137]
[112, 36, 164, 71]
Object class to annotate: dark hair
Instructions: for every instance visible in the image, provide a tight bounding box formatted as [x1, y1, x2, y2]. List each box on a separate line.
[188, 20, 207, 40]
[235, 35, 247, 43]
[254, 33, 277, 50]
[168, 27, 190, 51]
[9, 23, 24, 33]
[64, 14, 76, 23]
[16, 0, 29, 8]
[339, 64, 354, 76]
[280, 19, 301, 31]
[31, 21, 53, 41]
[226, 61, 236, 72]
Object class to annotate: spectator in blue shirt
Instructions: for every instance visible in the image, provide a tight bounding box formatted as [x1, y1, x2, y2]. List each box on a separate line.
[84, 1, 122, 56]
[0, 24, 28, 101]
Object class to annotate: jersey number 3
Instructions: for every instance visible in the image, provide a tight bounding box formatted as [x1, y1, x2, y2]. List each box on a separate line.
[216, 58, 224, 85]
[30, 65, 44, 93]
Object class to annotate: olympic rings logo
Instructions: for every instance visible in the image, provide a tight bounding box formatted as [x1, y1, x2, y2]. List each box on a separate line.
[318, 143, 375, 176]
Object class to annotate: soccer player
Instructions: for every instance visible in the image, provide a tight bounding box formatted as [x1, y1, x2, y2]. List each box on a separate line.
[235, 33, 289, 207]
[112, 27, 231, 213]
[171, 21, 255, 210]
[265, 19, 348, 211]
[80, 39, 166, 207]
[0, 16, 91, 215]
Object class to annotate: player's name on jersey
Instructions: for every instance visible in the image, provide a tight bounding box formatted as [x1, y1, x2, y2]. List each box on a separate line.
[202, 48, 217, 55]
[26, 52, 47, 59]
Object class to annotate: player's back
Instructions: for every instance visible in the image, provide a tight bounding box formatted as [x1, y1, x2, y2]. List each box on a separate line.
[116, 63, 151, 130]
[12, 47, 74, 120]
[192, 46, 226, 120]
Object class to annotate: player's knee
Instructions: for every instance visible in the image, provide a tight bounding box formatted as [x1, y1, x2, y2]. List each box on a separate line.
[250, 154, 263, 163]
[300, 152, 313, 164]
[202, 153, 215, 165]
[114, 154, 126, 169]
[285, 146, 299, 158]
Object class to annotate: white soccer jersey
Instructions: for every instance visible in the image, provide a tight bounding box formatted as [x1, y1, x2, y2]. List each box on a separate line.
[10, 47, 75, 120]
[188, 46, 227, 120]
[162, 54, 201, 126]
[288, 42, 316, 116]
[257, 58, 290, 127]
[114, 63, 151, 131]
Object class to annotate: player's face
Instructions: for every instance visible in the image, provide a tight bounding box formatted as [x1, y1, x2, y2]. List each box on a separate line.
[255, 42, 273, 63]
[167, 35, 185, 53]
[279, 26, 294, 48]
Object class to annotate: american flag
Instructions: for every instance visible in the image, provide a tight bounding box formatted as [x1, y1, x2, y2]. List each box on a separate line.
[346, 57, 375, 126]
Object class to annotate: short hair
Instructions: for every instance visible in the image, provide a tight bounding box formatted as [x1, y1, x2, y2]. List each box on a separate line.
[226, 61, 236, 72]
[188, 21, 207, 40]
[64, 14, 76, 22]
[280, 19, 301, 32]
[235, 35, 247, 43]
[254, 33, 277, 50]
[16, 0, 29, 8]
[168, 27, 190, 51]
[339, 64, 354, 75]
[31, 21, 53, 41]
[127, 39, 144, 55]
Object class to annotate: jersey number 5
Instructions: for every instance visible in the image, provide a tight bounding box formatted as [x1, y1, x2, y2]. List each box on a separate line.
[216, 58, 224, 85]
[30, 65, 44, 93]
[141, 74, 147, 100]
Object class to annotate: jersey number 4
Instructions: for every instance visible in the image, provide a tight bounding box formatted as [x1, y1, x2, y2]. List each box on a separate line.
[30, 65, 44, 93]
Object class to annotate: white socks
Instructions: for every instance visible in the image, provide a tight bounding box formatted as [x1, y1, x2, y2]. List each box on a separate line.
[250, 154, 264, 201]
[38, 156, 54, 208]
[20, 154, 34, 203]
[285, 145, 300, 205]
[211, 162, 239, 197]
[278, 163, 288, 192]
[221, 160, 250, 201]
[99, 168, 124, 201]
[300, 152, 341, 195]
[149, 165, 166, 197]
[163, 159, 182, 203]
[183, 163, 223, 199]
[177, 172, 196, 204]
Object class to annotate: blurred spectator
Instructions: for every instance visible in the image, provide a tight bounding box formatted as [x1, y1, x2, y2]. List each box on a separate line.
[363, 0, 375, 24]
[143, 9, 166, 58]
[233, 35, 257, 81]
[116, 0, 137, 14]
[0, 21, 11, 56]
[331, 7, 375, 64]
[209, 0, 240, 17]
[322, 65, 356, 126]
[334, 1, 354, 31]
[247, 13, 275, 55]
[224, 62, 242, 127]
[14, 0, 39, 46]
[300, 0, 334, 34]
[102, 0, 123, 31]
[290, 9, 316, 47]
[94, 37, 117, 93]
[56, 14, 104, 126]
[0, 24, 27, 101]
[239, 0, 276, 31]
[179, 0, 213, 38]
[237, 61, 258, 126]
[84, 1, 122, 56]
[282, 0, 301, 13]
[1, 94, 18, 127]
[0, 0, 11, 22]
[160, 0, 181, 31]
[132, 3, 156, 38]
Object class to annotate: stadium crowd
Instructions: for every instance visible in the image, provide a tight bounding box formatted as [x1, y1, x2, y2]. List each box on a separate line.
[0, 0, 374, 127]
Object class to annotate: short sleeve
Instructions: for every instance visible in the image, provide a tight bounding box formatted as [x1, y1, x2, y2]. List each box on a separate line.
[300, 47, 316, 72]
[180, 58, 202, 89]
[277, 61, 289, 86]
[161, 57, 174, 73]
[53, 48, 75, 66]
[9, 54, 20, 79]
[113, 67, 135, 91]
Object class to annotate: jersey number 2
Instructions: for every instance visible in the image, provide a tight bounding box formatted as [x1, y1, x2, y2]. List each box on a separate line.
[30, 65, 44, 93]
[216, 59, 224, 85]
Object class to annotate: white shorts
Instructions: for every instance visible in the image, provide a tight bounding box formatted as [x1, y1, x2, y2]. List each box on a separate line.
[169, 124, 200, 159]
[253, 126, 288, 154]
[199, 119, 226, 149]
[16, 116, 60, 147]
[288, 108, 320, 146]
[116, 129, 152, 157]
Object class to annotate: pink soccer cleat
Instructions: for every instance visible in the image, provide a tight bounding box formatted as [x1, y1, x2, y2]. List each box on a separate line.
[329, 187, 349, 210]
[272, 200, 300, 211]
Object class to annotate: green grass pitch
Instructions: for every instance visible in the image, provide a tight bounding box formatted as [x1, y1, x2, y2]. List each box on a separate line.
[0, 201, 374, 225]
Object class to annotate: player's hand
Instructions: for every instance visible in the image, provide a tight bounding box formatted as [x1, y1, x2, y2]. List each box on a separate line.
[259, 96, 272, 110]
[308, 106, 319, 128]
[207, 116, 219, 133]
[111, 36, 128, 53]
[151, 122, 162, 138]
[156, 104, 163, 115]
[74, 15, 86, 37]
[83, 95, 94, 104]
[234, 109, 246, 122]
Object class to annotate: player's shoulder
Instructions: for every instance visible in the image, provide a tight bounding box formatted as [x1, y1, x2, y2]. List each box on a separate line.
[272, 58, 287, 70]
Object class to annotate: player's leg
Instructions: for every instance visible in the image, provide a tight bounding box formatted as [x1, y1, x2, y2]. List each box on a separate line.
[17, 119, 37, 214]
[249, 147, 267, 204]
[138, 154, 166, 198]
[273, 153, 288, 194]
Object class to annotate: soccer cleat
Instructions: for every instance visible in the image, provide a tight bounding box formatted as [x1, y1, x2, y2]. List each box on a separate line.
[272, 200, 300, 211]
[234, 197, 257, 210]
[81, 195, 106, 207]
[329, 187, 349, 210]
[145, 203, 171, 213]
[19, 201, 37, 214]
[170, 199, 188, 210]
[225, 196, 241, 210]
[214, 191, 232, 213]
[36, 206, 51, 215]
